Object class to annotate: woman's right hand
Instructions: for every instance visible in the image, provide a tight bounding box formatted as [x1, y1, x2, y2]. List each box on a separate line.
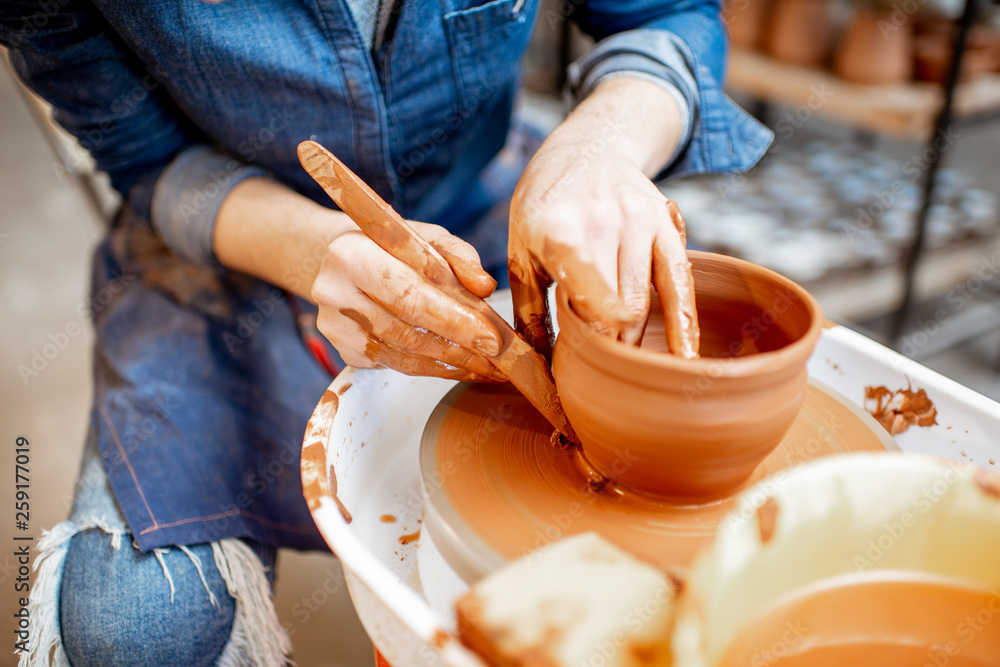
[310, 220, 507, 382]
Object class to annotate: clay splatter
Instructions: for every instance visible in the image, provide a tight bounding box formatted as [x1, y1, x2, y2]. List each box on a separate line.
[757, 497, 780, 545]
[864, 384, 937, 436]
[399, 529, 421, 545]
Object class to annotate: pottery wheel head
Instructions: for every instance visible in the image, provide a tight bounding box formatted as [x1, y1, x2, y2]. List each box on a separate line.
[419, 380, 896, 583]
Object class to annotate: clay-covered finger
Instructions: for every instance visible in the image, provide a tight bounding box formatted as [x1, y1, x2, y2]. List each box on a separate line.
[651, 226, 699, 359]
[617, 231, 654, 347]
[340, 306, 505, 381]
[363, 335, 501, 382]
[360, 254, 503, 357]
[508, 228, 555, 361]
[536, 232, 630, 335]
[416, 222, 498, 299]
[313, 306, 381, 369]
[666, 199, 687, 248]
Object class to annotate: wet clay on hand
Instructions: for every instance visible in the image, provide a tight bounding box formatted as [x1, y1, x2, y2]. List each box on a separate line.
[653, 200, 699, 359]
[508, 200, 700, 360]
[298, 140, 574, 439]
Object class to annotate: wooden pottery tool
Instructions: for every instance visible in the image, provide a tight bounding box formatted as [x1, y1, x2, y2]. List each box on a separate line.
[297, 140, 575, 441]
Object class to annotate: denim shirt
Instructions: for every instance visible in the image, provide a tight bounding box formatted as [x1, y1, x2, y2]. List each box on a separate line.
[2, 0, 771, 551]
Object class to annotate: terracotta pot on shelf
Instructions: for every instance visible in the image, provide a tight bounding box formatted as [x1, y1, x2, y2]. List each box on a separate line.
[551, 251, 823, 501]
[834, 9, 913, 85]
[725, 0, 771, 50]
[914, 29, 1000, 83]
[762, 0, 835, 67]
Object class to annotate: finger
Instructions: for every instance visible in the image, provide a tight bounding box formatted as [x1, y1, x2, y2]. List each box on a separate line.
[416, 222, 498, 299]
[508, 226, 555, 361]
[316, 298, 499, 380]
[313, 303, 382, 369]
[527, 223, 630, 334]
[340, 305, 506, 381]
[617, 229, 654, 346]
[651, 224, 700, 359]
[666, 199, 687, 248]
[352, 240, 504, 356]
[362, 334, 501, 382]
[590, 222, 621, 340]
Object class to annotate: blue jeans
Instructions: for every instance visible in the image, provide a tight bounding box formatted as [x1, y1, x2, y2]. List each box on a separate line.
[21, 433, 287, 667]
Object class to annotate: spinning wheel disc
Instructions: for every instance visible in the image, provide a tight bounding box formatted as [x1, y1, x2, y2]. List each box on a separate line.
[420, 380, 897, 581]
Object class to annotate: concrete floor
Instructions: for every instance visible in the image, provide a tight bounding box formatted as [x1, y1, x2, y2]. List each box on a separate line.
[3, 44, 1000, 667]
[0, 63, 374, 666]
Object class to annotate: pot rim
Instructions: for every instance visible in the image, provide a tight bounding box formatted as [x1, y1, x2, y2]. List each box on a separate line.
[555, 250, 824, 379]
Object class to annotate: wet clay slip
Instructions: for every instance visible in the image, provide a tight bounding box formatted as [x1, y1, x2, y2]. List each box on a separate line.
[552, 251, 825, 500]
[865, 384, 938, 436]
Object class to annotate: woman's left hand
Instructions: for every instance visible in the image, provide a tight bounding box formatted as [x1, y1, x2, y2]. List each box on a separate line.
[508, 77, 698, 358]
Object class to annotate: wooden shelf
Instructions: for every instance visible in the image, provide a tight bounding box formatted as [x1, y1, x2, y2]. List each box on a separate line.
[805, 236, 1000, 323]
[726, 49, 1000, 140]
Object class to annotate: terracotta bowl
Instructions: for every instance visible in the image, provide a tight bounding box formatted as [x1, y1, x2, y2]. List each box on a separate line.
[762, 0, 834, 68]
[551, 251, 823, 501]
[834, 9, 913, 86]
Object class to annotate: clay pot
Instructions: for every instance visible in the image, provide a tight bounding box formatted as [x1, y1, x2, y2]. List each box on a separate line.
[834, 9, 913, 85]
[762, 0, 835, 67]
[672, 454, 1000, 666]
[725, 0, 771, 50]
[551, 251, 823, 501]
[914, 29, 1000, 83]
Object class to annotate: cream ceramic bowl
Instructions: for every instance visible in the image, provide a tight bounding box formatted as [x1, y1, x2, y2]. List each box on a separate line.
[672, 453, 1000, 667]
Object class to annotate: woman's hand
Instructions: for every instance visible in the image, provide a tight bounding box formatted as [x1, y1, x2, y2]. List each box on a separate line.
[216, 177, 505, 380]
[509, 77, 698, 358]
[311, 220, 508, 381]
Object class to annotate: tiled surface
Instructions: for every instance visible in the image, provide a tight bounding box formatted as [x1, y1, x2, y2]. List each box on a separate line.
[0, 63, 373, 667]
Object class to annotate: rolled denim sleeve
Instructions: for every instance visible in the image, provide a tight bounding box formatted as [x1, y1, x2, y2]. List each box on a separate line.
[568, 30, 698, 167]
[151, 146, 268, 267]
[570, 0, 773, 180]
